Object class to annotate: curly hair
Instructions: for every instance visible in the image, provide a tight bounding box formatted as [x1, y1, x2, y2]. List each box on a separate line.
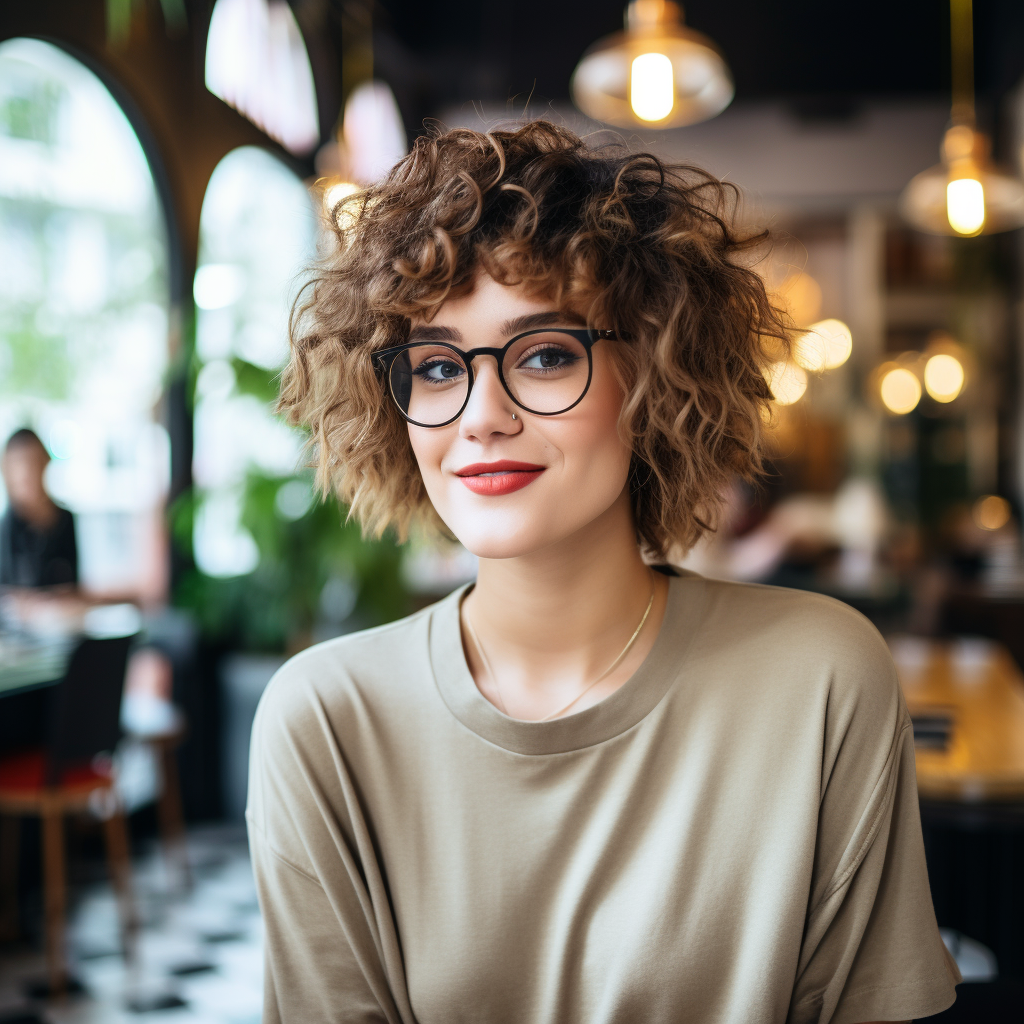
[279, 120, 789, 559]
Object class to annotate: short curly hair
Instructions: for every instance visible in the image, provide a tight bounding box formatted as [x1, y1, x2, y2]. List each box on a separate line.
[280, 120, 788, 559]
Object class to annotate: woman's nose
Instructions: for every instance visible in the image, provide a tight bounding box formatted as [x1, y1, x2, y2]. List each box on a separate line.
[458, 359, 522, 440]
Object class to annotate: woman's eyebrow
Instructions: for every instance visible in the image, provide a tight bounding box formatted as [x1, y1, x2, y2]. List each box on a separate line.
[498, 311, 588, 335]
[407, 324, 462, 342]
[407, 311, 587, 345]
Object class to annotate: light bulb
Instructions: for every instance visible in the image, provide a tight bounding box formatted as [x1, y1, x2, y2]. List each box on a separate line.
[630, 52, 674, 122]
[923, 353, 965, 402]
[879, 367, 921, 415]
[946, 177, 985, 235]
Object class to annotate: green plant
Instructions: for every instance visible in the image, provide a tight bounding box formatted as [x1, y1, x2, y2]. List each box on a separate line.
[171, 358, 410, 653]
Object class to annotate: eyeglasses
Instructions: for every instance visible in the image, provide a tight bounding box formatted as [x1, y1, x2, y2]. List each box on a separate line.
[373, 328, 622, 428]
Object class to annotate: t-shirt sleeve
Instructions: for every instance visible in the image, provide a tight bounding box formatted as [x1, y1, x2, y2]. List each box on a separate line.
[246, 662, 408, 1024]
[249, 826, 388, 1024]
[788, 626, 960, 1024]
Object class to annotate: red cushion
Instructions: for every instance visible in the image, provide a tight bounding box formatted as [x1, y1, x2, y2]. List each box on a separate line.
[0, 749, 112, 796]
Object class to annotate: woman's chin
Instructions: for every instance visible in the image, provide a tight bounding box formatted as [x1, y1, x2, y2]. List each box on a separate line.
[442, 515, 560, 562]
[455, 531, 548, 562]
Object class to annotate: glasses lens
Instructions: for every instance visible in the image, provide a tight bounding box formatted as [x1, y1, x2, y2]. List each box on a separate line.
[502, 332, 591, 414]
[390, 344, 469, 425]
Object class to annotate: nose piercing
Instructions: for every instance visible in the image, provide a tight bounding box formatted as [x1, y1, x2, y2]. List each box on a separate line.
[511, 413, 517, 420]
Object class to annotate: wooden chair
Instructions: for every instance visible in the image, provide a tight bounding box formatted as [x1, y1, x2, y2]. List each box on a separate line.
[123, 706, 190, 891]
[0, 634, 138, 996]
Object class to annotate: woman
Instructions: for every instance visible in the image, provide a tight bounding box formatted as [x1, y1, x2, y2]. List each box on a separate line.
[247, 122, 958, 1023]
[0, 428, 78, 591]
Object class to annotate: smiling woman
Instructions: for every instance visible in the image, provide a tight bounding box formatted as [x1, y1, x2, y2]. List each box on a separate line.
[248, 122, 959, 1024]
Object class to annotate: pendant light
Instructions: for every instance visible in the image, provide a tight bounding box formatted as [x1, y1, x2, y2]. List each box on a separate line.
[900, 0, 1024, 236]
[571, 0, 733, 129]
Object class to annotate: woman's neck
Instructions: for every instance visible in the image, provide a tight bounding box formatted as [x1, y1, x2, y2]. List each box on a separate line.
[461, 490, 670, 720]
[14, 495, 58, 531]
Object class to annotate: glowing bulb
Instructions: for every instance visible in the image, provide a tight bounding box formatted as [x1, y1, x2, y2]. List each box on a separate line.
[946, 177, 985, 235]
[923, 353, 965, 402]
[973, 494, 1011, 531]
[793, 319, 853, 372]
[630, 52, 674, 122]
[765, 361, 807, 406]
[879, 367, 921, 415]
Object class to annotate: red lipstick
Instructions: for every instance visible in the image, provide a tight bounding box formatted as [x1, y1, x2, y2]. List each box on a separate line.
[455, 460, 545, 496]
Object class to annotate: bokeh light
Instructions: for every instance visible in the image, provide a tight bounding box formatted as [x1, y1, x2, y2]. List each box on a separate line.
[879, 367, 922, 415]
[324, 181, 360, 228]
[923, 353, 965, 403]
[973, 494, 1011, 531]
[775, 271, 822, 328]
[765, 361, 808, 406]
[793, 319, 852, 372]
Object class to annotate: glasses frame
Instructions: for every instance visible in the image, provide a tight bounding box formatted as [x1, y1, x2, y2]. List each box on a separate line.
[373, 327, 622, 428]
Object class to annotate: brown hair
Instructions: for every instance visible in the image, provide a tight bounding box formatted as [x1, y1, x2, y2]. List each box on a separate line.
[280, 120, 788, 559]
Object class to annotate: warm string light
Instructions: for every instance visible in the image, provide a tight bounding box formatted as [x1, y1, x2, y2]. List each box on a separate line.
[973, 495, 1011, 531]
[764, 270, 852, 408]
[923, 353, 965, 402]
[879, 367, 922, 415]
[764, 360, 808, 406]
[792, 319, 853, 373]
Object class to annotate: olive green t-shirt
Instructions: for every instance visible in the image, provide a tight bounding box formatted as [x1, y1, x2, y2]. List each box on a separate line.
[246, 572, 959, 1024]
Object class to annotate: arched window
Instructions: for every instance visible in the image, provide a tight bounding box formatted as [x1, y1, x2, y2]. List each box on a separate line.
[0, 38, 171, 598]
[192, 146, 316, 577]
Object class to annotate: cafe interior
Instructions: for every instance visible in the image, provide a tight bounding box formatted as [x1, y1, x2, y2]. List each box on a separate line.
[2, 0, 1024, 1020]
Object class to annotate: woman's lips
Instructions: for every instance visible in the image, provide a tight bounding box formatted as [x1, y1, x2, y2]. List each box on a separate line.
[455, 461, 545, 496]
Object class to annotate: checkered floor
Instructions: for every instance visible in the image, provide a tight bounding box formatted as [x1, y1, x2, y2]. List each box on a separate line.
[0, 826, 263, 1023]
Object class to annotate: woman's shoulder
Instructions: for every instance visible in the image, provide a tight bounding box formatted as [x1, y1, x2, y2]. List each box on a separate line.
[679, 573, 901, 713]
[254, 589, 461, 737]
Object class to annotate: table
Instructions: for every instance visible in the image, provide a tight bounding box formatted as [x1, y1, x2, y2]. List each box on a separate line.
[892, 637, 1024, 802]
[0, 632, 73, 698]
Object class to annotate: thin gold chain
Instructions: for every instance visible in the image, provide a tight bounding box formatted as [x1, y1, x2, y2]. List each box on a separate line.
[463, 575, 656, 722]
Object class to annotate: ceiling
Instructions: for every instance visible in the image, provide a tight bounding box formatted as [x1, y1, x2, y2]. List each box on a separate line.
[368, 0, 1024, 134]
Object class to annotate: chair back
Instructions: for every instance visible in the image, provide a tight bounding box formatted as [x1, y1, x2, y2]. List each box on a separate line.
[46, 633, 135, 784]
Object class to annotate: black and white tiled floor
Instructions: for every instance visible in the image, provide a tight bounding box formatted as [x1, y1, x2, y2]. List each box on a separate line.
[0, 826, 263, 1024]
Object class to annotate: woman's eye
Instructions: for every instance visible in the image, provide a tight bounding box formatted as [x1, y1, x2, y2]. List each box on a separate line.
[415, 359, 465, 381]
[520, 347, 577, 370]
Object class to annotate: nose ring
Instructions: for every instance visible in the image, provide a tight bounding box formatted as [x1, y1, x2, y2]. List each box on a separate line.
[511, 413, 517, 421]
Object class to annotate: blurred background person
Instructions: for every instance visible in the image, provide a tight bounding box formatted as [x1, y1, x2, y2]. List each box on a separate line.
[0, 429, 77, 593]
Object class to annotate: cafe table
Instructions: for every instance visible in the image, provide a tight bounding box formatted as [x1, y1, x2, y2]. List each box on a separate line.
[0, 631, 74, 698]
[891, 636, 1024, 802]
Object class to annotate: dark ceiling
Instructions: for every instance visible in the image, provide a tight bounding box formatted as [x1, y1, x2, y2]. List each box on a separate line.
[365, 0, 1024, 134]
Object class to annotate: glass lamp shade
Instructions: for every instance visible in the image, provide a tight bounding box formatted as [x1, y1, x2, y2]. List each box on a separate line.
[571, 0, 733, 129]
[900, 125, 1024, 236]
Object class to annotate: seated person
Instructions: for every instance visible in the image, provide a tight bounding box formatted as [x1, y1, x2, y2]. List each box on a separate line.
[0, 429, 78, 591]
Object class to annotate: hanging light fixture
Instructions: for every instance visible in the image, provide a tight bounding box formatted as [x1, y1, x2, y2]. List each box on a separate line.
[900, 0, 1024, 236]
[571, 0, 733, 129]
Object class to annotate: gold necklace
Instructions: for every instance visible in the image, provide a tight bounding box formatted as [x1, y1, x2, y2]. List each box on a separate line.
[463, 576, 657, 722]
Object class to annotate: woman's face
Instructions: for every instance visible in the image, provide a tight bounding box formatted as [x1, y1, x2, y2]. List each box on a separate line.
[406, 271, 633, 560]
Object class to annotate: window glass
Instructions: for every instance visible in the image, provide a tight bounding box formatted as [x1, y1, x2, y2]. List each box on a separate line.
[192, 145, 316, 577]
[0, 38, 170, 597]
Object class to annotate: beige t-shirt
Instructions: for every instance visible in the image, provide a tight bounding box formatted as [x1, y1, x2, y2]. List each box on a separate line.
[247, 572, 959, 1024]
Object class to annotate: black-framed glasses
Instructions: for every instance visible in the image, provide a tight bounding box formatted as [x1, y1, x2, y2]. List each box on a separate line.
[373, 328, 621, 428]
